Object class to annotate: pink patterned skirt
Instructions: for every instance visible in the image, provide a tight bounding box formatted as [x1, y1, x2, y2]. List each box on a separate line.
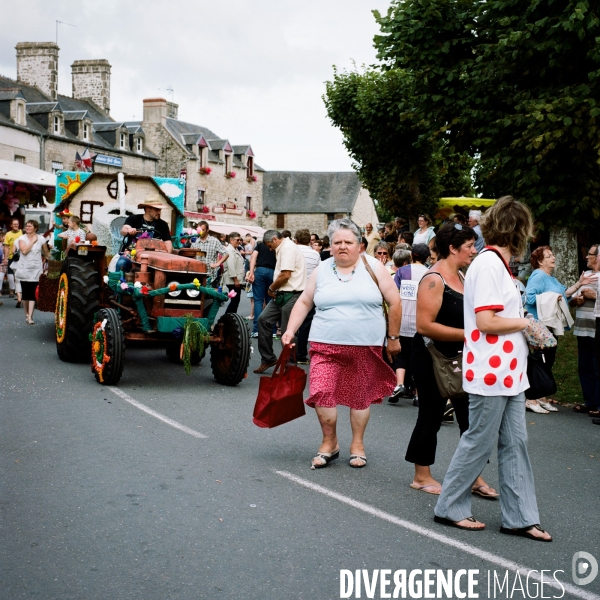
[306, 342, 396, 410]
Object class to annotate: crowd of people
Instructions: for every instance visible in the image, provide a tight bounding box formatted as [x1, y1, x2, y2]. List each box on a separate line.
[3, 196, 599, 541]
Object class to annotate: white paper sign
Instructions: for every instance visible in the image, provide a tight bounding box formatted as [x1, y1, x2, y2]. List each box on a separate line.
[400, 279, 419, 301]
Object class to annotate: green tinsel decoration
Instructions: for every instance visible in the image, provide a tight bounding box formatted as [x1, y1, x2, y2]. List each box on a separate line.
[182, 314, 209, 375]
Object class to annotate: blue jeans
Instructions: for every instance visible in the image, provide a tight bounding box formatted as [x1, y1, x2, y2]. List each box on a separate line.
[577, 335, 600, 409]
[252, 267, 274, 334]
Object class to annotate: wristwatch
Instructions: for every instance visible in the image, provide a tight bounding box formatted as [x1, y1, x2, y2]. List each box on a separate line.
[387, 335, 400, 340]
[268, 287, 275, 293]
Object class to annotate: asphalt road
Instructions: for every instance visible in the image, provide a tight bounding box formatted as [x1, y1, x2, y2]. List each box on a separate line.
[1, 296, 599, 600]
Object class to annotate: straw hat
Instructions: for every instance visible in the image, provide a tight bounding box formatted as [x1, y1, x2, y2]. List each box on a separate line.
[138, 194, 164, 211]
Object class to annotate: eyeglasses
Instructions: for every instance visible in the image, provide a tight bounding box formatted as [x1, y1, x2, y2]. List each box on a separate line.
[587, 252, 598, 257]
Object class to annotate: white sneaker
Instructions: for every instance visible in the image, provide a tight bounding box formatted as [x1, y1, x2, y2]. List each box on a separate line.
[538, 400, 558, 412]
[526, 400, 549, 414]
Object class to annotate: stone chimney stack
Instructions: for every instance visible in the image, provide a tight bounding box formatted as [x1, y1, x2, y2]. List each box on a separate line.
[16, 42, 59, 101]
[143, 98, 168, 124]
[71, 59, 111, 114]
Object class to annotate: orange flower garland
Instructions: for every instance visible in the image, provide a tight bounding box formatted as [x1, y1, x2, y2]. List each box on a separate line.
[91, 321, 111, 383]
[55, 273, 68, 343]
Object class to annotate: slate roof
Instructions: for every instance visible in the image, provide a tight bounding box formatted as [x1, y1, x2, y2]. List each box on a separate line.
[126, 116, 265, 171]
[263, 172, 363, 214]
[0, 75, 157, 160]
[0, 88, 25, 101]
[63, 110, 89, 121]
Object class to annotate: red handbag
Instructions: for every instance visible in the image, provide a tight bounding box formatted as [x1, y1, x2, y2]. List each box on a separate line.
[252, 344, 307, 428]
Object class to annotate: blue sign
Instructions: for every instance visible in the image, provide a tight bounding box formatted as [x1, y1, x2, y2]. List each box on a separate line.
[95, 154, 123, 167]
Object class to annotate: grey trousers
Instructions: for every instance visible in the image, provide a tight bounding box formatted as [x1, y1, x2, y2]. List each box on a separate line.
[257, 293, 300, 364]
[434, 392, 541, 529]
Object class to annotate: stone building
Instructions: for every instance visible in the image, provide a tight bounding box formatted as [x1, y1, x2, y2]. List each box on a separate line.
[128, 97, 264, 228]
[0, 42, 157, 178]
[262, 171, 379, 235]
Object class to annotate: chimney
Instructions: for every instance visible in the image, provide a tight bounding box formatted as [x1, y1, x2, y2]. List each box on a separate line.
[143, 98, 168, 124]
[71, 59, 111, 114]
[16, 42, 59, 101]
[166, 101, 178, 119]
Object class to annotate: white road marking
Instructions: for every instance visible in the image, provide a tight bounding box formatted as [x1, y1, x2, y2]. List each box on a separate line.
[276, 470, 600, 600]
[108, 387, 207, 439]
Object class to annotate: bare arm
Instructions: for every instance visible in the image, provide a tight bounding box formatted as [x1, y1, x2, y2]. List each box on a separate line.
[475, 310, 529, 334]
[373, 260, 401, 359]
[282, 267, 318, 344]
[268, 270, 292, 296]
[416, 274, 463, 342]
[164, 240, 173, 254]
[566, 271, 598, 297]
[19, 235, 38, 255]
[120, 223, 136, 236]
[245, 250, 259, 283]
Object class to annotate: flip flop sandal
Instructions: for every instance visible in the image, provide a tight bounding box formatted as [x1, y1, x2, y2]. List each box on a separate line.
[410, 482, 442, 495]
[588, 410, 600, 418]
[310, 449, 340, 470]
[471, 485, 500, 499]
[434, 516, 485, 531]
[500, 524, 552, 542]
[573, 404, 591, 413]
[349, 454, 367, 468]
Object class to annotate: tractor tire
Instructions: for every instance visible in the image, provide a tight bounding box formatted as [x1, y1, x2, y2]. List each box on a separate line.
[165, 343, 204, 365]
[91, 308, 125, 385]
[210, 313, 251, 386]
[56, 257, 100, 362]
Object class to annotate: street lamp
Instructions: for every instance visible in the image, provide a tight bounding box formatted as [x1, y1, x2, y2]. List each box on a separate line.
[263, 206, 270, 218]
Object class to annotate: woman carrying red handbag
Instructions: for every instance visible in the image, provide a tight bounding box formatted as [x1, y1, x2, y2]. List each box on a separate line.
[282, 219, 401, 469]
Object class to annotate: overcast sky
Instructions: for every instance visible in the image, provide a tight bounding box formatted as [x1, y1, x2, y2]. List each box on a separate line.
[0, 0, 392, 171]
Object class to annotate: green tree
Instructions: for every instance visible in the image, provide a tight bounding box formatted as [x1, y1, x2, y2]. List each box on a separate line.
[373, 0, 600, 279]
[374, 0, 600, 229]
[323, 67, 442, 220]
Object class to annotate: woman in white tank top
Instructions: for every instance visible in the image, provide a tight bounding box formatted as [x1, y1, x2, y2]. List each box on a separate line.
[282, 219, 401, 470]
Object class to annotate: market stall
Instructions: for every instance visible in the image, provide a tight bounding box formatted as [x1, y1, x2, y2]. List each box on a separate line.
[0, 160, 56, 230]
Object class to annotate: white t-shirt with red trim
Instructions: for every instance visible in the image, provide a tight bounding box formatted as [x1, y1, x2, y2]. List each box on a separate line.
[463, 249, 529, 396]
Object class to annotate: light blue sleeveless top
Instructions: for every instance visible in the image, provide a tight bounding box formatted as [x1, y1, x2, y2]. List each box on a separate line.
[309, 254, 386, 346]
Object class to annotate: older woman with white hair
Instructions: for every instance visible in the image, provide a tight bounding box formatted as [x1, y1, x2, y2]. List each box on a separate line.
[282, 219, 401, 469]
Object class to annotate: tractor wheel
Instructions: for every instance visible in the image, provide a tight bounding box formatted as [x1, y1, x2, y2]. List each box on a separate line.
[165, 343, 204, 365]
[210, 313, 251, 386]
[91, 308, 125, 385]
[56, 258, 100, 362]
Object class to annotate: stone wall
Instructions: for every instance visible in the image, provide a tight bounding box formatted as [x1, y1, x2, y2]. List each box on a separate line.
[43, 137, 156, 176]
[350, 187, 379, 227]
[16, 42, 59, 101]
[261, 213, 329, 236]
[0, 126, 40, 165]
[186, 164, 263, 227]
[71, 59, 111, 114]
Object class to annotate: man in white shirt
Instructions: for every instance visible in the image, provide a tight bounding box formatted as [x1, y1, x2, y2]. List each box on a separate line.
[294, 229, 320, 364]
[254, 230, 307, 373]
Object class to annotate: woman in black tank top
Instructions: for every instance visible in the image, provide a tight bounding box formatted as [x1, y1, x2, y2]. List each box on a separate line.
[405, 223, 498, 498]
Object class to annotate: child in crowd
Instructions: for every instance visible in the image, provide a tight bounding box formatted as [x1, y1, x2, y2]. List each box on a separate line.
[58, 215, 86, 246]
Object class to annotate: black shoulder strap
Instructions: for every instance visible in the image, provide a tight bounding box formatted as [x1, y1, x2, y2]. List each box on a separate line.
[420, 271, 446, 286]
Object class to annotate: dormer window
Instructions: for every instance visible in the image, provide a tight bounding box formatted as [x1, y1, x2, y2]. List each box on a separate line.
[136, 137, 143, 153]
[53, 115, 60, 134]
[16, 102, 25, 126]
[247, 156, 254, 178]
[224, 153, 232, 175]
[120, 133, 126, 149]
[83, 123, 89, 140]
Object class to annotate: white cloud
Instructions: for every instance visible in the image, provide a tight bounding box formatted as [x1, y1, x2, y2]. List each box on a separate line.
[0, 0, 391, 171]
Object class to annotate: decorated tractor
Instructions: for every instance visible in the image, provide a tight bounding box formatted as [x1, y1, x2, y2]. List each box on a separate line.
[54, 238, 251, 386]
